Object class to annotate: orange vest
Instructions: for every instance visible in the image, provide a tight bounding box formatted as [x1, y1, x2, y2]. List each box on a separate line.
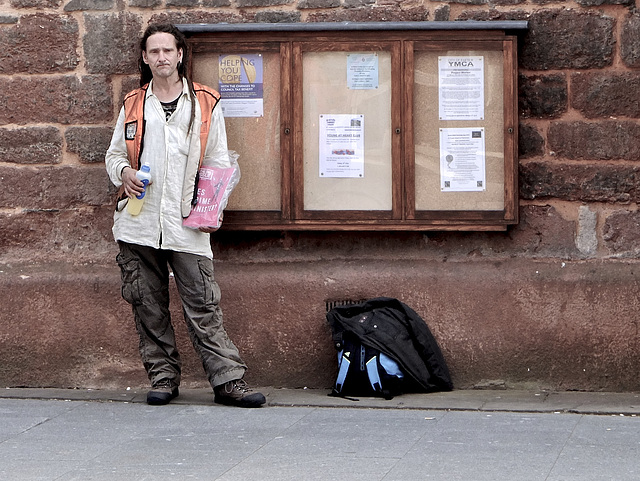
[122, 81, 221, 171]
[116, 82, 221, 205]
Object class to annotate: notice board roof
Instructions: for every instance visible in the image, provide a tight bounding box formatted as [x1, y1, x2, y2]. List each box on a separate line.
[178, 21, 529, 35]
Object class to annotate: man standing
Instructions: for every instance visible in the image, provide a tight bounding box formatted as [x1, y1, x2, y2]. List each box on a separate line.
[105, 23, 265, 408]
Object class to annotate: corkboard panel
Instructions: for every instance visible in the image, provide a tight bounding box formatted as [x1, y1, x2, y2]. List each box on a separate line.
[193, 52, 281, 211]
[302, 51, 393, 211]
[414, 50, 505, 211]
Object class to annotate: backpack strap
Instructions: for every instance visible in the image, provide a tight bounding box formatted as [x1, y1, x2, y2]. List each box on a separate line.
[366, 357, 382, 393]
[334, 351, 351, 393]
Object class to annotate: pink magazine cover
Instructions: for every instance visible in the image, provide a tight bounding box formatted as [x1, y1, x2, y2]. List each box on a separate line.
[183, 166, 238, 229]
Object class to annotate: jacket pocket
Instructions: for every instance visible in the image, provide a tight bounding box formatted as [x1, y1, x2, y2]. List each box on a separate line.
[116, 252, 143, 305]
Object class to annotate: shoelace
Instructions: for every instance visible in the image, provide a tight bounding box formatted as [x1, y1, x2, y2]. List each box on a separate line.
[154, 380, 175, 390]
[226, 379, 250, 394]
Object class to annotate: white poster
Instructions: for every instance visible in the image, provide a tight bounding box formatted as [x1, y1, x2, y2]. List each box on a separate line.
[319, 114, 365, 178]
[218, 54, 264, 118]
[440, 127, 486, 192]
[438, 56, 484, 120]
[347, 53, 379, 90]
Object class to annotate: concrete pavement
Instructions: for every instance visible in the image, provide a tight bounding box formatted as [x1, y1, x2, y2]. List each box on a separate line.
[1, 388, 639, 480]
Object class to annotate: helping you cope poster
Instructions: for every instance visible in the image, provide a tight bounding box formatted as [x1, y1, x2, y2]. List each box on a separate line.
[218, 54, 264, 118]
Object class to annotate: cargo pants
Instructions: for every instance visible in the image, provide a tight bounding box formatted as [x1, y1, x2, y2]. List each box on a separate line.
[116, 241, 247, 389]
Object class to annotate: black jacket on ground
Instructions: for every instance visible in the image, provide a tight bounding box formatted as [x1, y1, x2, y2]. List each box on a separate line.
[326, 297, 453, 393]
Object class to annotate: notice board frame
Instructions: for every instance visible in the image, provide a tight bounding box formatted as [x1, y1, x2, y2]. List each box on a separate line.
[180, 21, 528, 231]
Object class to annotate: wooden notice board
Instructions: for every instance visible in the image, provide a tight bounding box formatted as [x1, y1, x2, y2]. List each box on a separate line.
[183, 21, 527, 230]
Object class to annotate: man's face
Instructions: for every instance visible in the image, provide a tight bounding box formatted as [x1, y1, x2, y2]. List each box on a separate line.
[142, 32, 183, 81]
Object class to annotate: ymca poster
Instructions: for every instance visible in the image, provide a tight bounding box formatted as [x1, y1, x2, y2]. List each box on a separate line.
[218, 54, 264, 118]
[438, 56, 484, 121]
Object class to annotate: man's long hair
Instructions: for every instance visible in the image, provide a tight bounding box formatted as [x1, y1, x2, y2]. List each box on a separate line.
[139, 23, 197, 134]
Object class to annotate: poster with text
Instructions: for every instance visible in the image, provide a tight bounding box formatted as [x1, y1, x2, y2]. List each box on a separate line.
[440, 127, 486, 192]
[218, 54, 264, 118]
[319, 114, 365, 178]
[438, 56, 484, 121]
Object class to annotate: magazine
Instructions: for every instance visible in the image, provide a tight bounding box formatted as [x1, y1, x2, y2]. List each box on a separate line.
[183, 163, 239, 229]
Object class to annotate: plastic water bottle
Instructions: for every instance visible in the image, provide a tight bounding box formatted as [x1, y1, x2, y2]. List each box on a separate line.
[126, 162, 152, 216]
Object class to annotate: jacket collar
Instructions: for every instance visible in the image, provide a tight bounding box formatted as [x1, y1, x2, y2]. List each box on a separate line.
[146, 77, 190, 101]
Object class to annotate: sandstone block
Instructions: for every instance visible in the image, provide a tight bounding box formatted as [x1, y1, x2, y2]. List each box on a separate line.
[434, 5, 450, 21]
[65, 127, 114, 164]
[83, 13, 141, 75]
[519, 73, 567, 119]
[577, 0, 632, 6]
[522, 10, 614, 70]
[149, 11, 241, 25]
[0, 14, 78, 74]
[254, 11, 301, 23]
[548, 121, 640, 160]
[343, 0, 376, 7]
[166, 0, 198, 6]
[518, 123, 544, 159]
[0, 165, 115, 209]
[11, 0, 61, 6]
[520, 161, 640, 203]
[0, 207, 115, 265]
[0, 75, 112, 125]
[0, 127, 62, 164]
[458, 9, 614, 70]
[307, 5, 429, 22]
[298, 0, 341, 8]
[603, 210, 640, 254]
[202, 0, 230, 6]
[64, 0, 114, 10]
[237, 0, 290, 6]
[621, 13, 640, 67]
[571, 72, 640, 119]
[128, 0, 162, 6]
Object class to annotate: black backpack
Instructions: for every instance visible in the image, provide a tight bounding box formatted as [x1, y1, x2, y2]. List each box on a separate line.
[331, 334, 406, 400]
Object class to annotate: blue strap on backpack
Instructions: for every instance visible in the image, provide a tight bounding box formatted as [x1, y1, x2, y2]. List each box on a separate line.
[332, 336, 405, 400]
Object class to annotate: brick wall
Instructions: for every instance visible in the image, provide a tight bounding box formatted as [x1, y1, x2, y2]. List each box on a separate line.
[2, 2, 640, 392]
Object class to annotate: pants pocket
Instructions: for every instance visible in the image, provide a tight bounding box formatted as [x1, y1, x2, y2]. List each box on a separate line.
[116, 252, 143, 305]
[197, 258, 221, 307]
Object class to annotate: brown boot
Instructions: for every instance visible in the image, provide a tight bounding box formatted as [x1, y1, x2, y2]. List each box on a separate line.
[147, 380, 179, 406]
[214, 380, 266, 408]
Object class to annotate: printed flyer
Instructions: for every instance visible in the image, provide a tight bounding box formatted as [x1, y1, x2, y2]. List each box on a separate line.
[319, 114, 365, 178]
[439, 127, 486, 192]
[346, 53, 379, 90]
